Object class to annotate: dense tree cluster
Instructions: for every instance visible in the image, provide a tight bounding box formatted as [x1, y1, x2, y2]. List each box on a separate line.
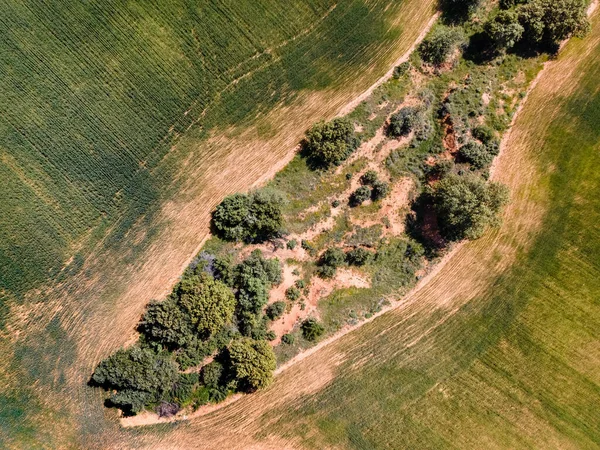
[418, 26, 465, 66]
[212, 190, 284, 243]
[303, 118, 360, 168]
[92, 250, 281, 416]
[433, 174, 509, 241]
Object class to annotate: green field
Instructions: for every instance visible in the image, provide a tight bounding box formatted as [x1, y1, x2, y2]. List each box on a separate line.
[256, 14, 600, 449]
[0, 0, 427, 298]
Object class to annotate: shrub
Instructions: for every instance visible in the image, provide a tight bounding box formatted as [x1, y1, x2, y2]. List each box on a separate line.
[295, 279, 306, 289]
[265, 301, 286, 320]
[319, 248, 346, 268]
[433, 174, 510, 241]
[317, 265, 337, 279]
[349, 186, 372, 207]
[265, 330, 277, 341]
[459, 141, 494, 169]
[286, 239, 297, 250]
[471, 125, 495, 144]
[393, 61, 410, 78]
[212, 190, 283, 243]
[332, 199, 341, 208]
[228, 338, 276, 392]
[418, 26, 465, 66]
[213, 256, 235, 286]
[485, 10, 524, 50]
[177, 274, 236, 338]
[301, 318, 325, 341]
[360, 170, 379, 186]
[285, 286, 301, 301]
[303, 118, 360, 168]
[346, 248, 371, 266]
[388, 107, 420, 138]
[281, 333, 295, 345]
[371, 180, 390, 201]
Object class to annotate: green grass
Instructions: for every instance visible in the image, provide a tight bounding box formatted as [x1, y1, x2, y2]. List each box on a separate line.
[0, 0, 420, 298]
[260, 24, 600, 449]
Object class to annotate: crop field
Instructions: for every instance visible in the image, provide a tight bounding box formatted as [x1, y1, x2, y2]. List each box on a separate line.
[74, 7, 600, 449]
[0, 0, 439, 447]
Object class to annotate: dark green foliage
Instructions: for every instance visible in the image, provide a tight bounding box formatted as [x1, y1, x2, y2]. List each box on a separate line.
[285, 286, 301, 301]
[332, 199, 341, 208]
[213, 256, 235, 286]
[418, 26, 465, 66]
[171, 373, 199, 405]
[350, 186, 372, 207]
[500, 0, 526, 8]
[371, 180, 390, 201]
[236, 250, 282, 287]
[458, 141, 494, 169]
[286, 239, 297, 250]
[318, 247, 346, 279]
[177, 274, 236, 339]
[295, 279, 306, 289]
[346, 248, 372, 266]
[433, 174, 510, 241]
[518, 0, 589, 46]
[212, 190, 284, 243]
[471, 125, 495, 144]
[265, 330, 277, 341]
[266, 301, 286, 320]
[485, 10, 524, 50]
[393, 61, 411, 78]
[201, 361, 224, 390]
[303, 118, 360, 168]
[107, 390, 152, 416]
[139, 298, 193, 350]
[425, 159, 455, 180]
[388, 107, 420, 138]
[281, 333, 295, 345]
[360, 170, 379, 186]
[301, 318, 325, 341]
[228, 338, 276, 392]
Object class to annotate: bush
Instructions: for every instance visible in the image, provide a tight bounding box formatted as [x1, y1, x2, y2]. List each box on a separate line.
[281, 333, 295, 345]
[301, 318, 325, 341]
[360, 170, 379, 186]
[212, 190, 284, 243]
[303, 118, 360, 168]
[319, 248, 346, 268]
[286, 239, 297, 250]
[349, 186, 372, 207]
[228, 338, 276, 392]
[485, 10, 524, 50]
[471, 125, 495, 144]
[346, 248, 372, 266]
[332, 199, 341, 208]
[371, 180, 390, 201]
[418, 26, 465, 66]
[433, 174, 510, 241]
[201, 361, 224, 390]
[393, 61, 410, 78]
[388, 107, 420, 138]
[295, 279, 306, 289]
[265, 330, 277, 341]
[265, 301, 286, 320]
[458, 141, 494, 169]
[285, 286, 301, 301]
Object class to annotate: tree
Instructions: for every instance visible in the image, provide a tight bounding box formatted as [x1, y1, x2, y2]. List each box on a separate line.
[349, 186, 372, 207]
[319, 248, 346, 269]
[265, 301, 286, 320]
[485, 10, 524, 50]
[518, 0, 589, 46]
[139, 298, 193, 349]
[177, 274, 236, 338]
[228, 338, 276, 392]
[304, 118, 360, 168]
[236, 250, 282, 287]
[301, 318, 325, 341]
[201, 361, 224, 390]
[346, 248, 371, 266]
[212, 190, 283, 243]
[285, 286, 301, 301]
[371, 180, 390, 201]
[387, 107, 420, 138]
[433, 174, 509, 241]
[458, 141, 494, 169]
[360, 170, 379, 186]
[418, 26, 465, 66]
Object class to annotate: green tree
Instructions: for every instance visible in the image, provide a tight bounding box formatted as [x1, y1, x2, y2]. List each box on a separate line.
[201, 361, 224, 390]
[178, 274, 236, 338]
[346, 248, 372, 266]
[458, 141, 495, 169]
[304, 118, 360, 168]
[387, 107, 420, 138]
[139, 298, 193, 349]
[433, 174, 509, 241]
[301, 318, 325, 341]
[371, 180, 390, 201]
[360, 170, 379, 186]
[228, 338, 276, 392]
[265, 301, 286, 320]
[518, 0, 589, 46]
[418, 26, 465, 66]
[212, 193, 250, 241]
[485, 10, 524, 50]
